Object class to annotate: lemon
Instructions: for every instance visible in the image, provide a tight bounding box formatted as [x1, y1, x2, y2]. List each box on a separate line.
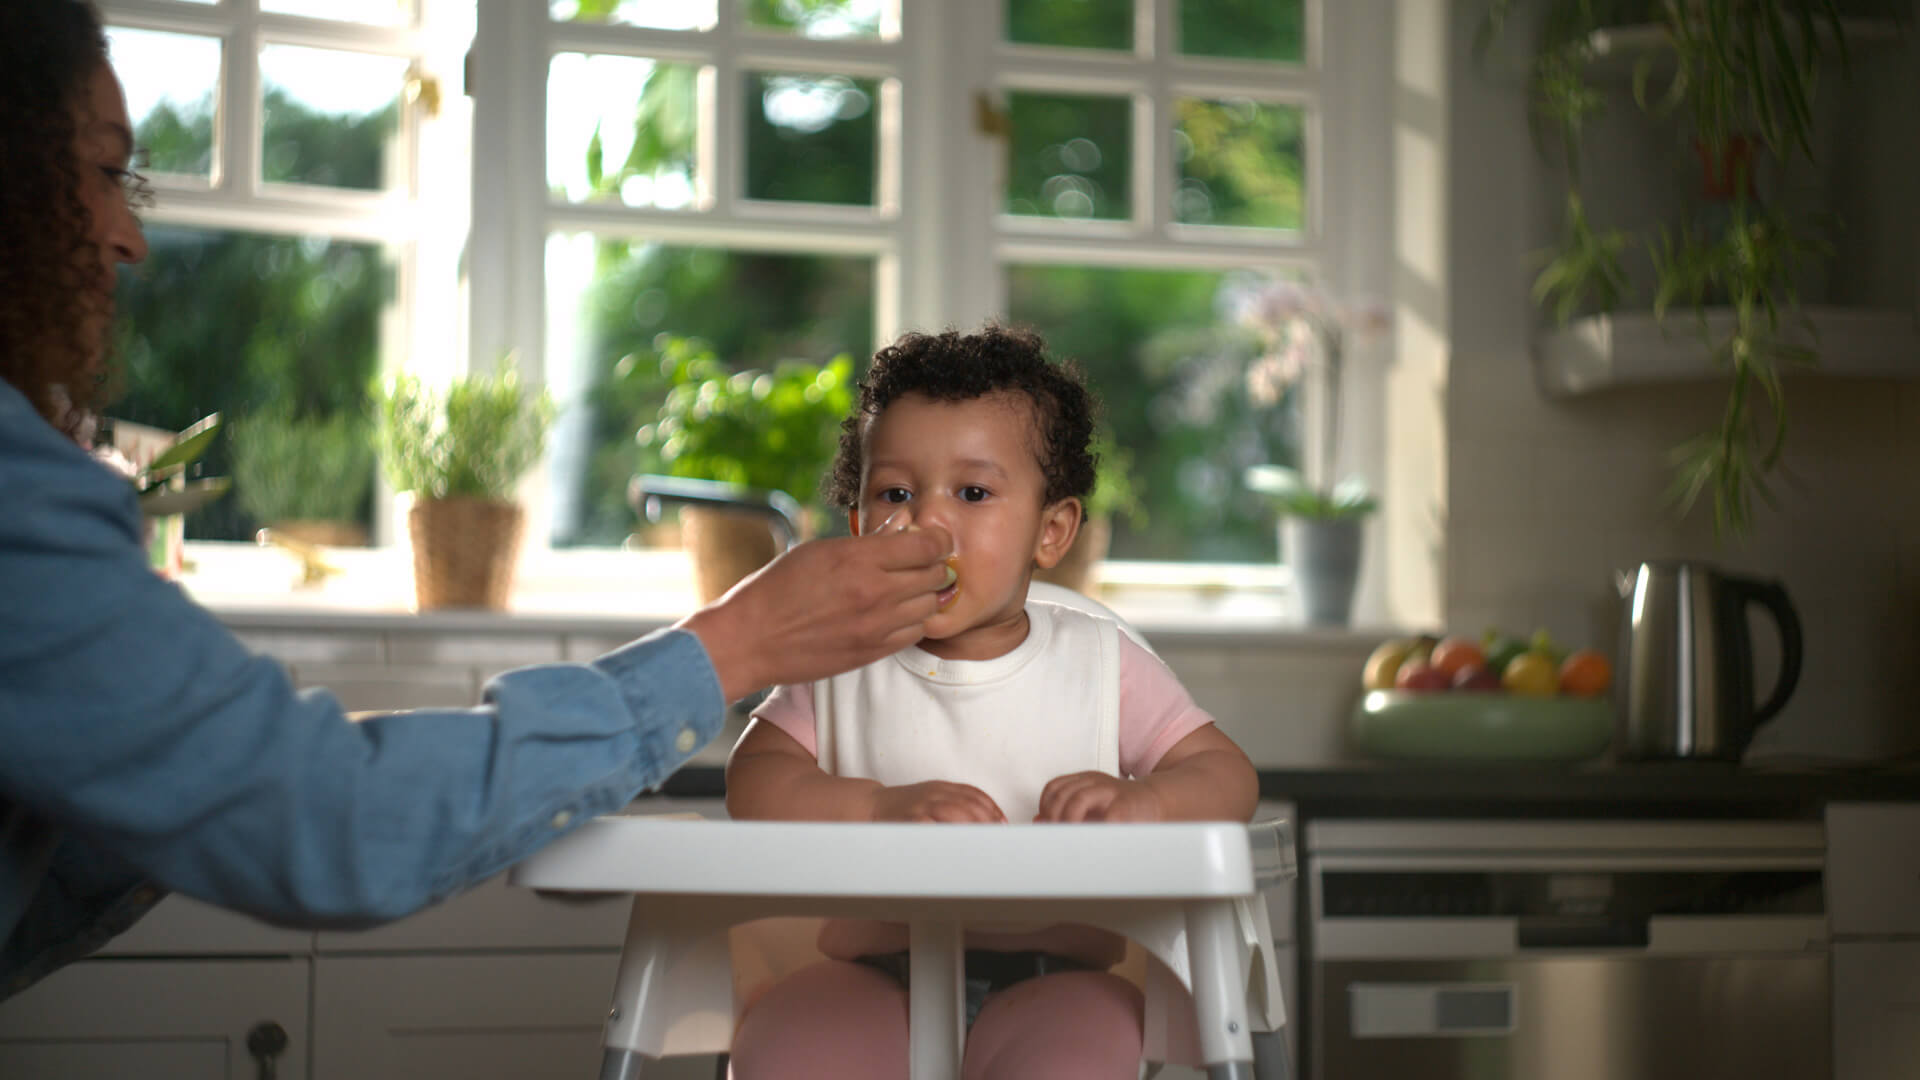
[1500, 651, 1559, 697]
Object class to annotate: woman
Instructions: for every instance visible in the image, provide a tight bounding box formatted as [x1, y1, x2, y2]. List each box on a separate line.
[0, 0, 954, 1000]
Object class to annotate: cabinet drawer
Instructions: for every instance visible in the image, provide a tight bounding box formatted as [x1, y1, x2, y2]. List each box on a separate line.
[1826, 803, 1920, 935]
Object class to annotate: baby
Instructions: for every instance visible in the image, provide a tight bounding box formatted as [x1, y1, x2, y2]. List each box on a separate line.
[724, 324, 1258, 1079]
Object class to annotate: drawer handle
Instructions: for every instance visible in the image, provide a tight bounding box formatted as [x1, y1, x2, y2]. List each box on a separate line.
[247, 1020, 288, 1080]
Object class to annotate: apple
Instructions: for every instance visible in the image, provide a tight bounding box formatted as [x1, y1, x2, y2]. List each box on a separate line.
[1451, 663, 1501, 691]
[1394, 660, 1451, 692]
[1429, 636, 1486, 680]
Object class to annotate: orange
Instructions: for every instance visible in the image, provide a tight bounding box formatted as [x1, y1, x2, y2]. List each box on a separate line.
[1558, 649, 1613, 697]
[1500, 651, 1559, 697]
[1428, 637, 1486, 680]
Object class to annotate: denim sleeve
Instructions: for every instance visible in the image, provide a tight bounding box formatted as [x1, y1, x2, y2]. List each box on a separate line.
[0, 384, 726, 925]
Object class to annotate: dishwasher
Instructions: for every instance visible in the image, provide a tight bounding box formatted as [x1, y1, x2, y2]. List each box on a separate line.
[1307, 819, 1829, 1080]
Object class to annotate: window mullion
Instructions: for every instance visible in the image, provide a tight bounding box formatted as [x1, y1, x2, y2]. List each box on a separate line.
[223, 7, 261, 201]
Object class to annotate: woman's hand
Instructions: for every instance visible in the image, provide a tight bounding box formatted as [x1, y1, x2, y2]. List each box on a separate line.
[677, 525, 954, 703]
[1034, 772, 1166, 823]
[870, 781, 1007, 823]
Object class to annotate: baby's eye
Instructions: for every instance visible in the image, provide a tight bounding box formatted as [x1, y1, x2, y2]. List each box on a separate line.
[876, 487, 911, 504]
[958, 486, 990, 503]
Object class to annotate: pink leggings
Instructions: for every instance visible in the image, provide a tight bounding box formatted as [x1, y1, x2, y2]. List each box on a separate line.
[729, 959, 1145, 1080]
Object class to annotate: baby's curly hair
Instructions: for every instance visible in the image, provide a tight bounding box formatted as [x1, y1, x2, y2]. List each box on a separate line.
[826, 324, 1098, 512]
[0, 0, 113, 438]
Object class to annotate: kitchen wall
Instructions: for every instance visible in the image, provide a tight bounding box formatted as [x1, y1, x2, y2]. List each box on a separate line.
[1429, 0, 1920, 762]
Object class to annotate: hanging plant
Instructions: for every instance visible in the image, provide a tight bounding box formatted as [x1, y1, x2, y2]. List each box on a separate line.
[1480, 0, 1897, 536]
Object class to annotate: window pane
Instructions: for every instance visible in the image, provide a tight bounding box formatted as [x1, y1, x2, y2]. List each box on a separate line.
[742, 0, 884, 39]
[549, 53, 700, 208]
[260, 46, 406, 191]
[745, 72, 878, 206]
[262, 0, 413, 25]
[107, 27, 219, 179]
[1005, 0, 1131, 51]
[1005, 92, 1130, 221]
[546, 236, 876, 546]
[1180, 0, 1305, 62]
[113, 227, 394, 542]
[1006, 265, 1296, 562]
[1174, 98, 1305, 230]
[552, 0, 717, 30]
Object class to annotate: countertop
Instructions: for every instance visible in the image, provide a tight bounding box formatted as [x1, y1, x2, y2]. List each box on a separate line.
[651, 759, 1920, 820]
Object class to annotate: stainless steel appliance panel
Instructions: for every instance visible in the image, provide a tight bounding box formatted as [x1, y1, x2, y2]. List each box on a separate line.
[1319, 954, 1829, 1080]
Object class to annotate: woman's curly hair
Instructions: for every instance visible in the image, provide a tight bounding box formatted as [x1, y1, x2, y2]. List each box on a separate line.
[826, 324, 1099, 512]
[0, 0, 112, 438]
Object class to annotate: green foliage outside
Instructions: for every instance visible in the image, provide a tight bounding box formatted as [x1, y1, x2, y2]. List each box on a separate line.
[637, 338, 853, 504]
[373, 366, 557, 502]
[231, 408, 377, 525]
[113, 90, 393, 542]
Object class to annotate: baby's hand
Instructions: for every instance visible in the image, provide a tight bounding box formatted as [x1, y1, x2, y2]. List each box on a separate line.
[1034, 772, 1165, 823]
[870, 781, 1007, 823]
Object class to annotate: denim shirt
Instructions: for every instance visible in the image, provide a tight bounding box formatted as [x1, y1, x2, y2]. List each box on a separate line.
[0, 381, 726, 1000]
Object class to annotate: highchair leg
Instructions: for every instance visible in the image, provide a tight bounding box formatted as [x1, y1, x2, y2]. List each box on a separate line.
[1185, 900, 1256, 1080]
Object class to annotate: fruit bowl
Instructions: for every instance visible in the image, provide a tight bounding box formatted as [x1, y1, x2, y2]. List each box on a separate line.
[1350, 691, 1615, 763]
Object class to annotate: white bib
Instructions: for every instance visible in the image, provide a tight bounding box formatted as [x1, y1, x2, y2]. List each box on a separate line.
[814, 601, 1122, 824]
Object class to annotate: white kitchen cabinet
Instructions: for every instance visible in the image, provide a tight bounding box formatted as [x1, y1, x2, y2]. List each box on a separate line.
[1834, 942, 1920, 1080]
[0, 958, 309, 1080]
[1827, 802, 1920, 1080]
[312, 952, 625, 1080]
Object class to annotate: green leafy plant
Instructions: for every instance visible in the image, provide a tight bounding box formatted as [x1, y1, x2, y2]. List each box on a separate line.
[231, 408, 375, 525]
[1086, 429, 1147, 527]
[1244, 465, 1378, 522]
[636, 336, 853, 506]
[372, 364, 556, 502]
[1480, 0, 1895, 535]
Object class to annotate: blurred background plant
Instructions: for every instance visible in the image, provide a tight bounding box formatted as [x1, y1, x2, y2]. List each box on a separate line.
[373, 364, 557, 502]
[1232, 281, 1391, 520]
[634, 336, 853, 510]
[231, 407, 375, 535]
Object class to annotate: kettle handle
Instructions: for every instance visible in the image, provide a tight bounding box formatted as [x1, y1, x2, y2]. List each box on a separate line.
[1730, 577, 1803, 725]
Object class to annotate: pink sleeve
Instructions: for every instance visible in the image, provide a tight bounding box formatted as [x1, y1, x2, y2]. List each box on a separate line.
[1117, 635, 1216, 777]
[745, 682, 818, 758]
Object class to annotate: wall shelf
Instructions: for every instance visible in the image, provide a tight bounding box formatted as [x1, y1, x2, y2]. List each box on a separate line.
[1583, 18, 1903, 80]
[1533, 306, 1920, 397]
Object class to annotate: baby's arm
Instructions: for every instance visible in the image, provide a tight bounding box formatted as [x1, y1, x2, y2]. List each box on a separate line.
[726, 713, 1007, 823]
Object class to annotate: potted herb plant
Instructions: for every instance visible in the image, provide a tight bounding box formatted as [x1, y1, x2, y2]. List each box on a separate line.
[373, 365, 555, 611]
[1236, 282, 1390, 625]
[231, 407, 376, 549]
[636, 336, 853, 602]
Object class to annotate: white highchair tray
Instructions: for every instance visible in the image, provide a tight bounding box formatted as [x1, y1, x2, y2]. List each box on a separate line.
[510, 814, 1294, 899]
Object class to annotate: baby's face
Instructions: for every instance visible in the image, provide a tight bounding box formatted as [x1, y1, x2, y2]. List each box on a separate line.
[852, 391, 1080, 661]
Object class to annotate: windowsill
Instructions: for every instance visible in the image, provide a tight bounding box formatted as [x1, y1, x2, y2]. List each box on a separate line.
[178, 541, 1396, 646]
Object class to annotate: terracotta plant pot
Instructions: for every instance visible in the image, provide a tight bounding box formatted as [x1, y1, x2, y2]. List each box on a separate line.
[407, 497, 525, 611]
[1032, 515, 1111, 597]
[681, 506, 785, 605]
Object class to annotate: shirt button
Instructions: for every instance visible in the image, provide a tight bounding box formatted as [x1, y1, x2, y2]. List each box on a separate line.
[550, 810, 573, 829]
[674, 727, 697, 754]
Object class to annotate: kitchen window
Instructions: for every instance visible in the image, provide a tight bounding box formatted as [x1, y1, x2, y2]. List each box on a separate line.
[100, 0, 471, 547]
[114, 0, 1391, 613]
[479, 0, 1383, 583]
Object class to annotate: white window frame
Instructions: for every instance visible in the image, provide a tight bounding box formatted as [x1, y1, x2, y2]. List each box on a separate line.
[473, 0, 1391, 582]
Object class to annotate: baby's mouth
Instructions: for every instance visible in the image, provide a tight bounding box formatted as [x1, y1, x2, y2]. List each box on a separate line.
[937, 557, 960, 610]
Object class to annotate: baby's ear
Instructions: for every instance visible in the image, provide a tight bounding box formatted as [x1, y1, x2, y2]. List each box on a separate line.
[847, 509, 863, 536]
[1031, 497, 1083, 570]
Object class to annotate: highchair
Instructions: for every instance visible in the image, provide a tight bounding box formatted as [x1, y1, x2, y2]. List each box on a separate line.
[509, 585, 1295, 1080]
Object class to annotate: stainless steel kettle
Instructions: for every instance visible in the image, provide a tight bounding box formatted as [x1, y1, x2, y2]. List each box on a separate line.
[1614, 561, 1803, 762]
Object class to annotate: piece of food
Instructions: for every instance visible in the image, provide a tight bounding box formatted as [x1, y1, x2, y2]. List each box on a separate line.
[1500, 651, 1559, 697]
[1428, 637, 1486, 680]
[1558, 649, 1613, 697]
[1482, 633, 1529, 677]
[1394, 660, 1451, 692]
[939, 556, 960, 609]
